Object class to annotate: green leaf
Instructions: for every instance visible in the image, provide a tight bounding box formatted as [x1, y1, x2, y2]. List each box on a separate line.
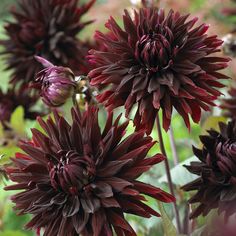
[10, 106, 25, 135]
[0, 144, 21, 165]
[190, 0, 205, 11]
[0, 230, 28, 236]
[191, 225, 207, 236]
[159, 156, 198, 186]
[0, 123, 4, 138]
[158, 202, 177, 236]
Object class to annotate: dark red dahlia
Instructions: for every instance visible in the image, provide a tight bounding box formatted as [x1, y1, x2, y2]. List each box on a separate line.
[222, 1, 236, 17]
[88, 8, 229, 134]
[207, 217, 236, 236]
[1, 0, 95, 84]
[221, 85, 236, 118]
[33, 56, 77, 107]
[0, 85, 45, 127]
[182, 120, 236, 219]
[5, 106, 174, 236]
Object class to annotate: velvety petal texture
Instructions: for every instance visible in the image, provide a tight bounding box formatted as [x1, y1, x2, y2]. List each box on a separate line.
[5, 106, 174, 236]
[182, 120, 236, 219]
[88, 8, 229, 134]
[1, 0, 95, 85]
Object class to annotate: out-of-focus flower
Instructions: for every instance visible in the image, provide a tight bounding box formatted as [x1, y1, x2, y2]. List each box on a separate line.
[88, 8, 229, 134]
[1, 0, 95, 84]
[222, 33, 236, 57]
[221, 85, 236, 118]
[222, 4, 236, 17]
[182, 120, 236, 219]
[207, 217, 236, 236]
[0, 85, 44, 127]
[33, 56, 77, 107]
[5, 106, 174, 236]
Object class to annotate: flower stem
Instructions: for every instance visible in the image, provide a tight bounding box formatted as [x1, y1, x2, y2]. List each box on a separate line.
[156, 115, 181, 233]
[169, 126, 179, 166]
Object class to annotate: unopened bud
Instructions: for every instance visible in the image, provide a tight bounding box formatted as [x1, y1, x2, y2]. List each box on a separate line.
[33, 56, 77, 107]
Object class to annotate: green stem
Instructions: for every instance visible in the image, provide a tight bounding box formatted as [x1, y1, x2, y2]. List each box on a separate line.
[169, 126, 179, 166]
[156, 115, 181, 233]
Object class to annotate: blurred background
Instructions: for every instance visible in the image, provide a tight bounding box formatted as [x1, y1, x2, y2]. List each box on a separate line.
[0, 0, 235, 235]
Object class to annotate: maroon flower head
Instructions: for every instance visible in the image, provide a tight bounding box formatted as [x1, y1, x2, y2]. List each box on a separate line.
[182, 120, 236, 219]
[33, 56, 77, 107]
[5, 106, 174, 236]
[208, 217, 236, 236]
[88, 8, 229, 134]
[0, 85, 44, 127]
[1, 0, 95, 85]
[222, 8, 236, 16]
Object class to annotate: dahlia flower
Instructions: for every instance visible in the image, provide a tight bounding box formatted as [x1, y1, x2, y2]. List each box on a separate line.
[1, 0, 95, 84]
[33, 56, 77, 107]
[5, 106, 174, 236]
[88, 8, 229, 134]
[182, 120, 236, 219]
[208, 217, 236, 236]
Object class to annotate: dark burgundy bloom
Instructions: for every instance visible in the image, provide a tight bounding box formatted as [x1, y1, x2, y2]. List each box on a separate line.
[88, 8, 229, 134]
[207, 217, 236, 236]
[1, 0, 95, 84]
[5, 106, 174, 236]
[33, 56, 77, 107]
[222, 8, 236, 16]
[0, 85, 44, 127]
[221, 85, 236, 118]
[182, 120, 236, 219]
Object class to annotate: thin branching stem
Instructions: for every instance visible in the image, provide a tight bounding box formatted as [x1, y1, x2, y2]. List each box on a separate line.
[156, 115, 181, 233]
[169, 126, 180, 166]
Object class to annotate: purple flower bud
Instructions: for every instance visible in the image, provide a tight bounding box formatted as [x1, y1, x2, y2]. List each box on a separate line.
[34, 56, 77, 107]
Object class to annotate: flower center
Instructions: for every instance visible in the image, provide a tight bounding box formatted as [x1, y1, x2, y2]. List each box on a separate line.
[135, 30, 172, 72]
[135, 25, 178, 73]
[214, 140, 236, 177]
[221, 140, 236, 159]
[48, 150, 96, 195]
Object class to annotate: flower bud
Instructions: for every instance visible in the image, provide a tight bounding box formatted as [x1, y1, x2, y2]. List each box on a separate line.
[34, 56, 77, 107]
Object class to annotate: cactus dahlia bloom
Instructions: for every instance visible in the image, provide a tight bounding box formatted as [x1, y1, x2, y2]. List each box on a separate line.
[5, 106, 174, 236]
[183, 120, 236, 219]
[1, 0, 95, 84]
[88, 8, 229, 134]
